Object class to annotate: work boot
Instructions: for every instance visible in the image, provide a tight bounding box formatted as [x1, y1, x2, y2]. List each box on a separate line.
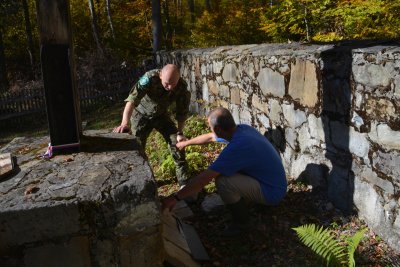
[221, 198, 250, 238]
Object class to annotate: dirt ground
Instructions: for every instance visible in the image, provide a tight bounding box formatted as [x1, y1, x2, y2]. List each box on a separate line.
[179, 180, 400, 267]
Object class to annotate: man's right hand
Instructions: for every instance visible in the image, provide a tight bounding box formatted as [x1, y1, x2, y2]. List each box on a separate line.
[112, 125, 131, 134]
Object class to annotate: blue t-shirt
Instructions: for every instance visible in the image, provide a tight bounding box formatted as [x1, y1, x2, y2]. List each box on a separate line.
[209, 124, 287, 204]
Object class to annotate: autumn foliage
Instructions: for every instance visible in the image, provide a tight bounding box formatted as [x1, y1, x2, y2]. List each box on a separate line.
[0, 0, 399, 87]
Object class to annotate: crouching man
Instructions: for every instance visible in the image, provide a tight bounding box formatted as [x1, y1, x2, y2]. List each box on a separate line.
[162, 107, 287, 237]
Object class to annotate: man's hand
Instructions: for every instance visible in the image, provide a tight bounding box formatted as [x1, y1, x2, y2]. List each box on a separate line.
[176, 140, 187, 150]
[161, 195, 178, 212]
[176, 134, 187, 143]
[112, 125, 131, 134]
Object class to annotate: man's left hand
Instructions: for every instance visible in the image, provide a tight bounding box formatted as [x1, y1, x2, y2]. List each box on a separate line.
[161, 195, 177, 212]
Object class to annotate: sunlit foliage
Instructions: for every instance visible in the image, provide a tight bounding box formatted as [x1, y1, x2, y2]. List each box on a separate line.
[1, 0, 399, 83]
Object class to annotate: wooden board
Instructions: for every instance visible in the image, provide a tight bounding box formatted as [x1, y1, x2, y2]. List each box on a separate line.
[161, 200, 209, 266]
[0, 153, 13, 178]
[163, 238, 202, 267]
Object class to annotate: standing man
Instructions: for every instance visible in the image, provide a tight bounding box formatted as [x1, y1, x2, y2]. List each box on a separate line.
[162, 107, 287, 237]
[113, 64, 191, 186]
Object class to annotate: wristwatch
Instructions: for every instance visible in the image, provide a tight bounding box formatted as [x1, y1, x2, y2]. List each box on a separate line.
[172, 192, 181, 201]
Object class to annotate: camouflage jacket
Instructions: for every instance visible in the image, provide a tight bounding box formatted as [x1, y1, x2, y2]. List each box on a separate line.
[125, 69, 191, 123]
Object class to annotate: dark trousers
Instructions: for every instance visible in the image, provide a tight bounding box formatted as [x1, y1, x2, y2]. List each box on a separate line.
[130, 111, 189, 185]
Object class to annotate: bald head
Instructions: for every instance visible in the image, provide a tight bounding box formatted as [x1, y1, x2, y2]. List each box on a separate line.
[208, 107, 236, 131]
[160, 64, 180, 91]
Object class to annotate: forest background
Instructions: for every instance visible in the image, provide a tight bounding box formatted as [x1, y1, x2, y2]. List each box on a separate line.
[1, 0, 400, 92]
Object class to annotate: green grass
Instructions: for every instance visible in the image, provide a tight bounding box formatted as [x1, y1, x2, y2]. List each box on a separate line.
[145, 114, 225, 196]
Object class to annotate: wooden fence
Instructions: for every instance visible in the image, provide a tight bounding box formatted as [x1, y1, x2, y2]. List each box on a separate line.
[0, 68, 142, 129]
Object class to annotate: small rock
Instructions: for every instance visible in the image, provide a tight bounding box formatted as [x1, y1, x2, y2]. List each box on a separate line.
[201, 193, 225, 213]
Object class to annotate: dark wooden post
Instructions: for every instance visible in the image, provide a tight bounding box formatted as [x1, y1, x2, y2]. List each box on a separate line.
[36, 0, 81, 152]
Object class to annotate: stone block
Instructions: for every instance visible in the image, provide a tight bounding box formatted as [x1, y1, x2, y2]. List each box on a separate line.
[394, 76, 400, 97]
[251, 94, 268, 113]
[268, 99, 282, 125]
[365, 98, 396, 121]
[369, 122, 400, 150]
[256, 113, 270, 130]
[354, 177, 385, 228]
[0, 131, 162, 265]
[288, 59, 319, 107]
[257, 67, 285, 97]
[298, 122, 319, 152]
[230, 104, 240, 124]
[372, 150, 400, 182]
[91, 239, 118, 267]
[239, 109, 252, 125]
[0, 203, 83, 251]
[222, 63, 238, 82]
[202, 82, 209, 102]
[349, 127, 370, 158]
[119, 227, 163, 267]
[219, 85, 230, 98]
[201, 63, 207, 76]
[24, 236, 91, 267]
[290, 154, 330, 181]
[352, 162, 394, 195]
[308, 114, 325, 142]
[282, 103, 307, 129]
[285, 127, 297, 150]
[114, 202, 160, 236]
[213, 61, 223, 74]
[239, 90, 249, 105]
[230, 87, 240, 105]
[207, 80, 219, 95]
[353, 63, 391, 88]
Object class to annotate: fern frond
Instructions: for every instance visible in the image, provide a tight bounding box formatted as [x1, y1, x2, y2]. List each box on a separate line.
[346, 228, 367, 267]
[293, 224, 346, 266]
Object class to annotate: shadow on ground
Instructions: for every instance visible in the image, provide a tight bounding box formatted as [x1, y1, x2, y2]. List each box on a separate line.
[185, 179, 399, 267]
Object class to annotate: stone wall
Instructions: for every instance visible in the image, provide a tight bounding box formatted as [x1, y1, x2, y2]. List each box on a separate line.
[157, 42, 400, 252]
[0, 130, 163, 267]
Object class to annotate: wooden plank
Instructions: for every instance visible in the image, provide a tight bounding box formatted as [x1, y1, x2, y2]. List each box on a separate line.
[40, 44, 80, 148]
[161, 213, 178, 229]
[163, 238, 202, 267]
[36, 0, 81, 146]
[173, 206, 194, 219]
[0, 153, 13, 178]
[170, 200, 194, 219]
[161, 207, 210, 266]
[162, 221, 191, 253]
[179, 221, 210, 261]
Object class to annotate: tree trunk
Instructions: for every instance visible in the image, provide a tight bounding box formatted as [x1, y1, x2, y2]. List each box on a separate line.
[151, 0, 162, 53]
[304, 4, 310, 42]
[104, 0, 115, 40]
[87, 0, 103, 55]
[0, 29, 8, 92]
[22, 0, 36, 79]
[164, 0, 172, 50]
[188, 0, 195, 23]
[205, 0, 211, 11]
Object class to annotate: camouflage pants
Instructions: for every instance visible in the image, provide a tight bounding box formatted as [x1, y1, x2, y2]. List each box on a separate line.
[130, 111, 190, 185]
